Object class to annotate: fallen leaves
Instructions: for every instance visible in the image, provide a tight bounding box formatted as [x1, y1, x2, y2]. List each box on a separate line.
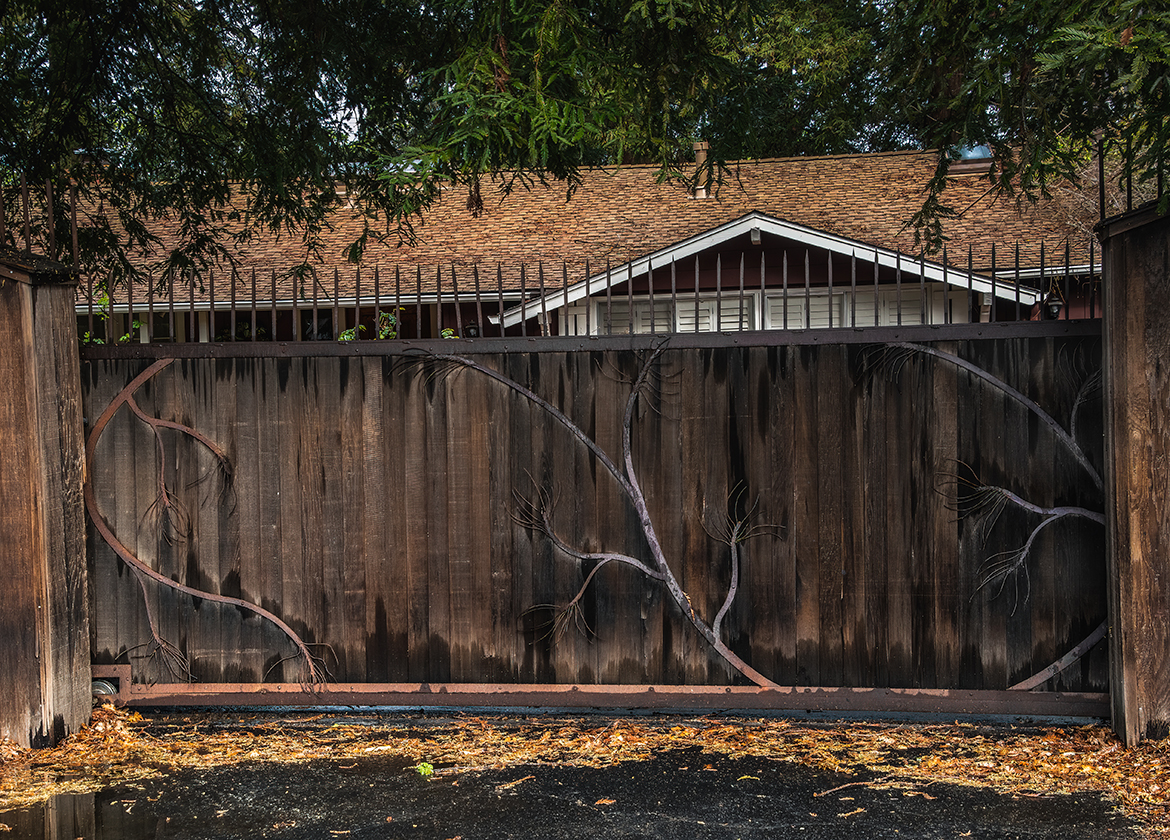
[594, 798, 616, 805]
[495, 775, 534, 790]
[1, 706, 1168, 837]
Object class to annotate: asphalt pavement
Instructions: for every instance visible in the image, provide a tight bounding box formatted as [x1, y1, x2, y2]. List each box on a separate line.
[1, 742, 1143, 839]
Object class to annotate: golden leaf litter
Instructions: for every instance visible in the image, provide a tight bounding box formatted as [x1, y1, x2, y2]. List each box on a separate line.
[0, 704, 1167, 837]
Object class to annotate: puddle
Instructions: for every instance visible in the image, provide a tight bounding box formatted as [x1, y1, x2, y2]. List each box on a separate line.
[0, 791, 159, 839]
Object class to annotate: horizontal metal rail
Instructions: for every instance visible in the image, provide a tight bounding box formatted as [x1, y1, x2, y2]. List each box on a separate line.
[90, 668, 1108, 718]
[81, 319, 1102, 360]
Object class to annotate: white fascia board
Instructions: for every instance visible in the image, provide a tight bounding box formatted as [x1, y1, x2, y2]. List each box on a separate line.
[993, 264, 1097, 282]
[498, 211, 1039, 327]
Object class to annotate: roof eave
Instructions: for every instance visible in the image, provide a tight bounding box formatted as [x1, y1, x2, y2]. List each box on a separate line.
[497, 211, 1039, 327]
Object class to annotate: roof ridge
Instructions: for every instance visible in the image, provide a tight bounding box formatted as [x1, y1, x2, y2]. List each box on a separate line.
[475, 148, 936, 178]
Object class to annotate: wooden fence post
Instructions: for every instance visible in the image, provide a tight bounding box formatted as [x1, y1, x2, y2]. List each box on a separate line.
[0, 253, 90, 748]
[1100, 206, 1170, 746]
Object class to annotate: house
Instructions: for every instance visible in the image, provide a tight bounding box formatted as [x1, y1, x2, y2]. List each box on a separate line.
[78, 149, 1100, 342]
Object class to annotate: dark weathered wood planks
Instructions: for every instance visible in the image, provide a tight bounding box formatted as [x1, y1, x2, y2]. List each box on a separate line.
[80, 340, 1108, 694]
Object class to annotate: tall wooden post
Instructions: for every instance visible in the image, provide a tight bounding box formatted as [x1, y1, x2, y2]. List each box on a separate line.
[1100, 206, 1170, 746]
[0, 253, 90, 748]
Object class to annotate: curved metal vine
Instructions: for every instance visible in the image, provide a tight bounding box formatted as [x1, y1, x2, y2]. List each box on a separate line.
[84, 359, 327, 685]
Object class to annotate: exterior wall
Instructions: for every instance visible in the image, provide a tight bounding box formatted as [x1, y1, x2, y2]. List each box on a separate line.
[560, 284, 972, 335]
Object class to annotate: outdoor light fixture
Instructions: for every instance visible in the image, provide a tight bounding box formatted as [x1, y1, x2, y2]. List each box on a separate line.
[465, 322, 481, 337]
[1044, 293, 1064, 320]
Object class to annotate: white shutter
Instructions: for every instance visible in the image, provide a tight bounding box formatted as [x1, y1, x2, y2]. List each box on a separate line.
[765, 293, 845, 329]
[676, 299, 717, 332]
[714, 296, 755, 331]
[601, 299, 675, 334]
[879, 285, 970, 325]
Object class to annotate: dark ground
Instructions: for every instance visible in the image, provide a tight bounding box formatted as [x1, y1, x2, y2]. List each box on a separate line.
[1, 742, 1142, 840]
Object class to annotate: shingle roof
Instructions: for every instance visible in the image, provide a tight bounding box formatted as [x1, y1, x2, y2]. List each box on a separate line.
[103, 150, 1094, 305]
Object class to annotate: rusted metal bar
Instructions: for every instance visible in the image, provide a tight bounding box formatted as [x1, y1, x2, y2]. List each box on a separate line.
[519, 264, 527, 337]
[872, 249, 879, 326]
[849, 251, 856, 327]
[759, 252, 767, 330]
[559, 262, 569, 337]
[989, 246, 997, 322]
[715, 253, 723, 332]
[354, 266, 362, 339]
[452, 264, 463, 337]
[895, 251, 903, 326]
[434, 265, 443, 337]
[250, 269, 258, 341]
[21, 174, 30, 250]
[333, 267, 341, 339]
[607, 258, 614, 336]
[1064, 240, 1072, 321]
[495, 264, 505, 337]
[45, 179, 56, 258]
[70, 182, 79, 267]
[396, 266, 404, 339]
[127, 265, 135, 343]
[1098, 135, 1107, 222]
[692, 255, 700, 334]
[536, 262, 546, 337]
[648, 257, 656, 333]
[147, 269, 154, 342]
[475, 265, 486, 337]
[803, 250, 810, 329]
[673, 258, 683, 334]
[941, 248, 949, 325]
[967, 245, 974, 323]
[584, 259, 592, 336]
[1014, 244, 1021, 322]
[415, 265, 422, 338]
[1090, 239, 1097, 319]
[188, 268, 196, 342]
[311, 269, 319, 340]
[168, 269, 177, 344]
[230, 265, 238, 341]
[782, 251, 789, 328]
[87, 263, 95, 340]
[209, 267, 216, 340]
[93, 675, 1110, 719]
[1126, 137, 1133, 210]
[918, 251, 927, 324]
[737, 253, 745, 331]
[1043, 243, 1053, 322]
[626, 259, 634, 335]
[270, 271, 278, 342]
[374, 266, 381, 338]
[396, 266, 405, 338]
[826, 250, 833, 329]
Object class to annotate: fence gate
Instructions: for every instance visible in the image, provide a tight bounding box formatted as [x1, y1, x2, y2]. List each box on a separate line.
[83, 324, 1109, 718]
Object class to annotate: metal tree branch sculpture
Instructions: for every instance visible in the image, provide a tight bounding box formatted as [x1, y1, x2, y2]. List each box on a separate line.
[85, 359, 327, 685]
[866, 341, 1107, 690]
[403, 346, 781, 688]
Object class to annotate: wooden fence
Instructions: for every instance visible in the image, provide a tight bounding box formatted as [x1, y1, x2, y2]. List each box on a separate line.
[82, 330, 1108, 696]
